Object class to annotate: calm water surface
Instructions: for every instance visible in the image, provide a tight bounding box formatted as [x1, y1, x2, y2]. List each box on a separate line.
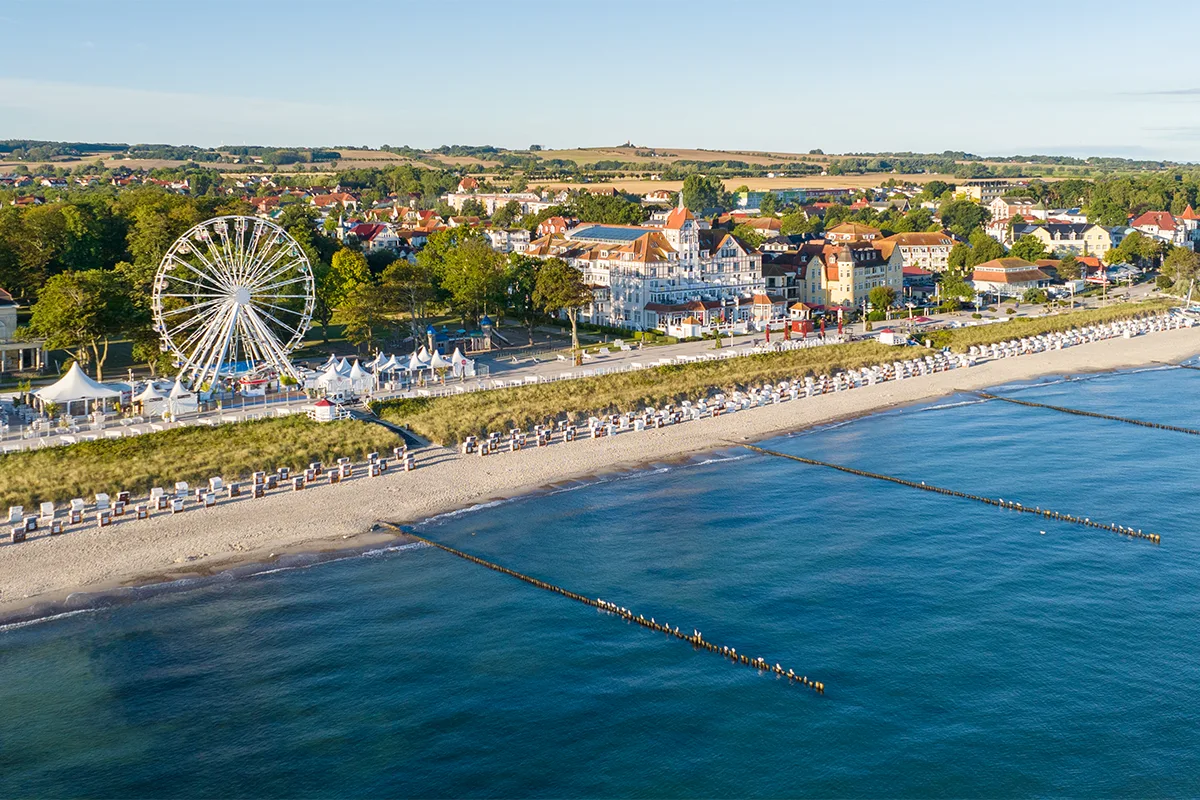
[2, 366, 1199, 797]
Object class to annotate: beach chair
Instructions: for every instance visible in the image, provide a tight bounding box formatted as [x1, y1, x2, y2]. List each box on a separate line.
[209, 477, 224, 493]
[7, 506, 23, 525]
[150, 487, 167, 510]
[175, 481, 190, 499]
[94, 493, 111, 512]
[40, 501, 55, 522]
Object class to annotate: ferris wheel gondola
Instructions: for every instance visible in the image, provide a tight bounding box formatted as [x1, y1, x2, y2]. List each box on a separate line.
[151, 215, 314, 393]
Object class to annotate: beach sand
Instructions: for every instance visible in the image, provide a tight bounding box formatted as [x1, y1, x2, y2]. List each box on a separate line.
[3, 326, 1199, 618]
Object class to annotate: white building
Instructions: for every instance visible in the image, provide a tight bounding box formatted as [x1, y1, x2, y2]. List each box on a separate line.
[524, 204, 764, 331]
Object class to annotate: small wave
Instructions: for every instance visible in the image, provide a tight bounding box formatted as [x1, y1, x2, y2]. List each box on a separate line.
[419, 497, 521, 525]
[0, 608, 97, 633]
[917, 399, 989, 412]
[693, 454, 749, 466]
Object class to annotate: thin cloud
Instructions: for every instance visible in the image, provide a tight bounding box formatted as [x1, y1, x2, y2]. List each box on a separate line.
[1122, 87, 1200, 96]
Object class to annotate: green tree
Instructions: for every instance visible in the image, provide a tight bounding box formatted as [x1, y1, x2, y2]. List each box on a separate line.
[868, 285, 896, 311]
[491, 200, 522, 228]
[939, 271, 975, 307]
[338, 280, 388, 352]
[1057, 253, 1082, 280]
[25, 269, 133, 381]
[758, 192, 777, 216]
[781, 210, 820, 236]
[947, 242, 972, 272]
[459, 197, 486, 218]
[325, 247, 371, 311]
[967, 229, 1006, 265]
[1160, 246, 1200, 294]
[1023, 288, 1049, 304]
[381, 258, 435, 341]
[507, 253, 543, 345]
[939, 198, 991, 238]
[1010, 234, 1049, 263]
[533, 257, 591, 365]
[681, 174, 725, 211]
[731, 223, 764, 248]
[441, 235, 506, 324]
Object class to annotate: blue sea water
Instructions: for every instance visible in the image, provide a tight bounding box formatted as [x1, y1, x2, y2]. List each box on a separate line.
[2, 366, 1200, 798]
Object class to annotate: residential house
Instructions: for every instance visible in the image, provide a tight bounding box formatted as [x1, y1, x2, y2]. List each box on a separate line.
[971, 257, 1050, 297]
[954, 179, 1027, 204]
[816, 241, 901, 308]
[825, 222, 882, 243]
[311, 192, 359, 212]
[988, 196, 1043, 221]
[875, 231, 956, 271]
[744, 217, 782, 238]
[1130, 208, 1200, 249]
[536, 216, 574, 236]
[442, 191, 552, 216]
[348, 223, 403, 253]
[457, 176, 479, 193]
[485, 228, 531, 253]
[1015, 222, 1117, 257]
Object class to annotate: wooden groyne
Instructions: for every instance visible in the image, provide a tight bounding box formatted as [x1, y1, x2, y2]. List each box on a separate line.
[376, 521, 824, 694]
[974, 391, 1200, 437]
[739, 444, 1161, 544]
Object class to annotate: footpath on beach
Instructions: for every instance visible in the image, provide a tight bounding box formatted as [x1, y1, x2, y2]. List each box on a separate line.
[2, 314, 1199, 618]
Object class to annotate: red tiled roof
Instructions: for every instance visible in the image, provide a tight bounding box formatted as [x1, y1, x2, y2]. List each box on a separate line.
[1131, 210, 1176, 231]
[664, 206, 695, 230]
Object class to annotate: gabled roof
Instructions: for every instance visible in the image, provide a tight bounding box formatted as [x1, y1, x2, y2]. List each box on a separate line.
[664, 205, 695, 230]
[1183, 205, 1200, 221]
[1131, 210, 1176, 231]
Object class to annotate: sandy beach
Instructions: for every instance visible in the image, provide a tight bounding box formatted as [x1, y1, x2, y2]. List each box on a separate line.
[3, 326, 1199, 619]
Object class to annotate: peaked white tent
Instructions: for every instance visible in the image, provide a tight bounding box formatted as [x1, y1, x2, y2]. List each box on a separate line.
[320, 354, 339, 371]
[379, 354, 401, 374]
[167, 378, 199, 417]
[450, 347, 473, 378]
[366, 352, 388, 370]
[428, 350, 452, 370]
[407, 352, 426, 372]
[416, 346, 431, 364]
[347, 360, 374, 393]
[34, 362, 122, 415]
[315, 362, 353, 395]
[133, 381, 169, 414]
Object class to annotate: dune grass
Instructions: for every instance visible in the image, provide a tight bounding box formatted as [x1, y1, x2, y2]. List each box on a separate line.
[373, 341, 929, 445]
[377, 299, 1179, 446]
[929, 299, 1176, 352]
[0, 416, 401, 510]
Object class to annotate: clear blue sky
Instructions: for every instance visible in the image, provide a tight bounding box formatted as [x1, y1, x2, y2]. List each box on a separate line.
[3, 0, 1200, 161]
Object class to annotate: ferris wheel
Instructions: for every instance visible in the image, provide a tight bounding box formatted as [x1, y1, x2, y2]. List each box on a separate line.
[152, 215, 315, 392]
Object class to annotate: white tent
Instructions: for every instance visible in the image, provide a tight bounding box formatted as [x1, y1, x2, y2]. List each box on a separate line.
[34, 363, 122, 415]
[167, 378, 199, 417]
[320, 354, 339, 371]
[428, 350, 452, 369]
[366, 352, 388, 370]
[315, 363, 353, 395]
[347, 360, 374, 393]
[407, 352, 426, 372]
[335, 357, 351, 376]
[450, 347, 472, 378]
[416, 346, 431, 364]
[134, 382, 168, 404]
[379, 355, 401, 374]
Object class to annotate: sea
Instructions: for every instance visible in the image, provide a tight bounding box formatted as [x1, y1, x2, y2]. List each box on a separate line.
[2, 365, 1200, 798]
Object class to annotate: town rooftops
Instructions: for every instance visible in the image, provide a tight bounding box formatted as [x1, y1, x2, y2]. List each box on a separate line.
[875, 231, 954, 259]
[569, 224, 651, 243]
[971, 257, 1050, 284]
[664, 205, 696, 230]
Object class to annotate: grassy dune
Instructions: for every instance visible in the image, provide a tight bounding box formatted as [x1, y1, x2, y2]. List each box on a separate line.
[374, 341, 929, 445]
[0, 416, 400, 510]
[377, 300, 1177, 445]
[930, 300, 1175, 352]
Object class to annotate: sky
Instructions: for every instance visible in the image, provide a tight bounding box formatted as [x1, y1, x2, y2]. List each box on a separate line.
[3, 0, 1200, 161]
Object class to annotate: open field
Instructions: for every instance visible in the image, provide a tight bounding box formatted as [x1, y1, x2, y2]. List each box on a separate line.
[532, 146, 827, 166]
[0, 415, 402, 510]
[533, 173, 960, 194]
